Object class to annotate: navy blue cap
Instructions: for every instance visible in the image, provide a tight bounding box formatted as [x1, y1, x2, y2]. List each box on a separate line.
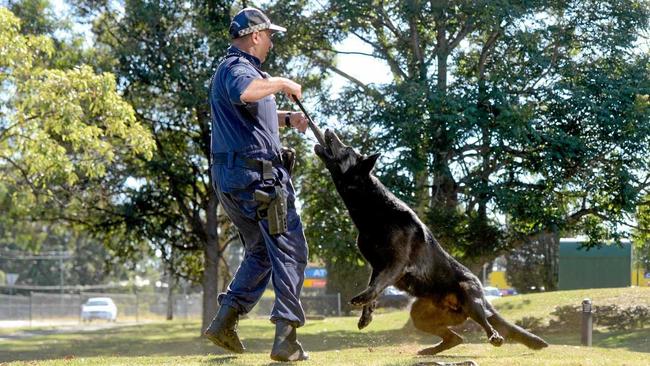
[229, 8, 287, 39]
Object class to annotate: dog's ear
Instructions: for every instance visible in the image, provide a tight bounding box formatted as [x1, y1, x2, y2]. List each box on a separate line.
[357, 153, 380, 174]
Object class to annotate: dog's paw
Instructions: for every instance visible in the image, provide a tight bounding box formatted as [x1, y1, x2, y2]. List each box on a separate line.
[489, 332, 504, 347]
[357, 313, 373, 330]
[349, 292, 374, 306]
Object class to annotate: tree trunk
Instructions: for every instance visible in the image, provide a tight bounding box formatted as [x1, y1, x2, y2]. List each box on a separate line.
[166, 275, 174, 321]
[414, 170, 430, 218]
[541, 229, 559, 291]
[202, 194, 220, 333]
[430, 12, 458, 210]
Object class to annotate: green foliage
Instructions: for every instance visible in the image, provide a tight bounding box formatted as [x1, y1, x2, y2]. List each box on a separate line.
[0, 6, 154, 192]
[0, 5, 157, 291]
[514, 315, 544, 333]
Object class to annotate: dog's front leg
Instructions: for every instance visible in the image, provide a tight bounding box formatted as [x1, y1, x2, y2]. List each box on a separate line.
[357, 300, 377, 330]
[350, 262, 406, 306]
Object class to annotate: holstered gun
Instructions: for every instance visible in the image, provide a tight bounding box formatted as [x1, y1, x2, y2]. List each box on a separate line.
[254, 186, 288, 235]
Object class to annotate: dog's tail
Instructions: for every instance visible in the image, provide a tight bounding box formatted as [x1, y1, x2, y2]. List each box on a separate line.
[487, 311, 548, 350]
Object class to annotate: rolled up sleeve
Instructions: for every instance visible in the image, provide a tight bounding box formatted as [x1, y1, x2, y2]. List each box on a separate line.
[225, 64, 258, 105]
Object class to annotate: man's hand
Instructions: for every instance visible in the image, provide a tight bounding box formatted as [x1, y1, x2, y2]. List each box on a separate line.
[281, 78, 302, 100]
[288, 112, 308, 133]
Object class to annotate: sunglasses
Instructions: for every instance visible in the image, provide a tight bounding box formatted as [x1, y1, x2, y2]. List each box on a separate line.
[257, 30, 278, 39]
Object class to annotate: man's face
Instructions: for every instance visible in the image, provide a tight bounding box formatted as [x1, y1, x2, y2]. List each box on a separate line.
[254, 30, 274, 62]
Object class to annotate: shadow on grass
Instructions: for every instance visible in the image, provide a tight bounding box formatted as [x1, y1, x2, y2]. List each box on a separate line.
[203, 356, 238, 364]
[1, 320, 648, 363]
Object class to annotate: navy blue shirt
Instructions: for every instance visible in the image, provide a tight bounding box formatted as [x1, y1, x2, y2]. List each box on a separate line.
[210, 46, 282, 159]
[210, 46, 287, 195]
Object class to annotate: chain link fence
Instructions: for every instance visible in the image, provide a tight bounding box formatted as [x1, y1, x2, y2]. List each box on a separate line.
[0, 291, 341, 326]
[0, 291, 203, 325]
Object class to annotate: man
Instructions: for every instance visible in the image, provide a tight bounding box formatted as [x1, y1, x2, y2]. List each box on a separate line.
[205, 7, 310, 362]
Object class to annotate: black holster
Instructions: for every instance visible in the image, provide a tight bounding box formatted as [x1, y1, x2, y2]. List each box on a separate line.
[254, 185, 288, 235]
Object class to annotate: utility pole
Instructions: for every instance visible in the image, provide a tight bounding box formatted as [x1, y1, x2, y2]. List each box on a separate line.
[60, 255, 64, 295]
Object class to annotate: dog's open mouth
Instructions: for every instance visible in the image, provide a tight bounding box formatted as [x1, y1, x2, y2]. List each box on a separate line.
[324, 129, 345, 155]
[315, 129, 350, 161]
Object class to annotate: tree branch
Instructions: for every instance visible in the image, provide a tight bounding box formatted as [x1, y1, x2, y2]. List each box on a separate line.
[311, 56, 380, 97]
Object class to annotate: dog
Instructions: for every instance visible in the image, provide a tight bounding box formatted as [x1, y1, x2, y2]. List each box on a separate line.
[314, 129, 548, 355]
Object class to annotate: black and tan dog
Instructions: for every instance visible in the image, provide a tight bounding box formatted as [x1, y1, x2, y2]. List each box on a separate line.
[314, 129, 548, 355]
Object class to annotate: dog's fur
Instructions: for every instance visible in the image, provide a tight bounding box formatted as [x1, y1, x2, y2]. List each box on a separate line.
[314, 129, 548, 355]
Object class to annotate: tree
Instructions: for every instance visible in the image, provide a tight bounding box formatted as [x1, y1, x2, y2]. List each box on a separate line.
[0, 6, 154, 191]
[0, 4, 155, 289]
[0, 4, 155, 220]
[296, 0, 650, 281]
[505, 230, 558, 292]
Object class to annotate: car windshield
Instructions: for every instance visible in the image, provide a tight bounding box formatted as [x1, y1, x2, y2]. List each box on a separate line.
[86, 300, 109, 306]
[484, 288, 500, 297]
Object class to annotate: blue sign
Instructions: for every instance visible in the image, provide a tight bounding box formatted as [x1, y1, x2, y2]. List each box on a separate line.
[644, 271, 650, 279]
[305, 267, 327, 279]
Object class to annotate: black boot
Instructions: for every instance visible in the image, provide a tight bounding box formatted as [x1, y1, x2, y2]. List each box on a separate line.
[270, 319, 309, 362]
[204, 304, 245, 353]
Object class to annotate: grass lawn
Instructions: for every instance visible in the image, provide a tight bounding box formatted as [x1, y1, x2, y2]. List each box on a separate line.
[1, 288, 649, 366]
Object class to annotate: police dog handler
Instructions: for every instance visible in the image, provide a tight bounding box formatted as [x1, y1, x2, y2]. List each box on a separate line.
[205, 7, 310, 362]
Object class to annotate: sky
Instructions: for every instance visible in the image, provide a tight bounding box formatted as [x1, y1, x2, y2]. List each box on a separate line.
[329, 36, 392, 93]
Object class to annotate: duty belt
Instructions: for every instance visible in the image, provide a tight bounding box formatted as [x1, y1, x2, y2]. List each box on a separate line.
[212, 152, 282, 181]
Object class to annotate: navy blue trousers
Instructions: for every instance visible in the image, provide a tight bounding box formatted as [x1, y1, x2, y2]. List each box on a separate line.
[212, 164, 308, 327]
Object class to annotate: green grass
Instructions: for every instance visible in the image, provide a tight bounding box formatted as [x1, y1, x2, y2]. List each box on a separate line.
[1, 288, 649, 365]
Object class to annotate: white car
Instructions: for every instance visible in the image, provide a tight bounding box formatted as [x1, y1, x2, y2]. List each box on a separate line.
[81, 297, 117, 322]
[483, 286, 502, 303]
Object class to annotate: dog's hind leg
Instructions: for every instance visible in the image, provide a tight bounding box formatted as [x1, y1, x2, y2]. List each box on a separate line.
[411, 298, 463, 355]
[416, 328, 463, 355]
[462, 284, 504, 347]
[357, 300, 377, 330]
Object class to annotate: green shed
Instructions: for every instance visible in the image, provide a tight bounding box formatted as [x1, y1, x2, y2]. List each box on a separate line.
[558, 239, 632, 290]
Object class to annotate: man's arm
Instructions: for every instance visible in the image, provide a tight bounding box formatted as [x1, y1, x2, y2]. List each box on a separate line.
[240, 77, 302, 103]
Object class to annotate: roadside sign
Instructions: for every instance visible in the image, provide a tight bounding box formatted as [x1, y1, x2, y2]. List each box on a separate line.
[305, 267, 327, 279]
[304, 279, 327, 288]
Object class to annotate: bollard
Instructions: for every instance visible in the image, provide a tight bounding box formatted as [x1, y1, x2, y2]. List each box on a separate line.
[581, 298, 592, 346]
[337, 293, 342, 317]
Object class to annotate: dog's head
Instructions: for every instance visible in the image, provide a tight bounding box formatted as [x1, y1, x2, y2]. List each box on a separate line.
[314, 129, 380, 178]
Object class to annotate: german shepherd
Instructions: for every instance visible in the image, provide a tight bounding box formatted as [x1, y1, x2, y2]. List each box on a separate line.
[314, 129, 548, 355]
